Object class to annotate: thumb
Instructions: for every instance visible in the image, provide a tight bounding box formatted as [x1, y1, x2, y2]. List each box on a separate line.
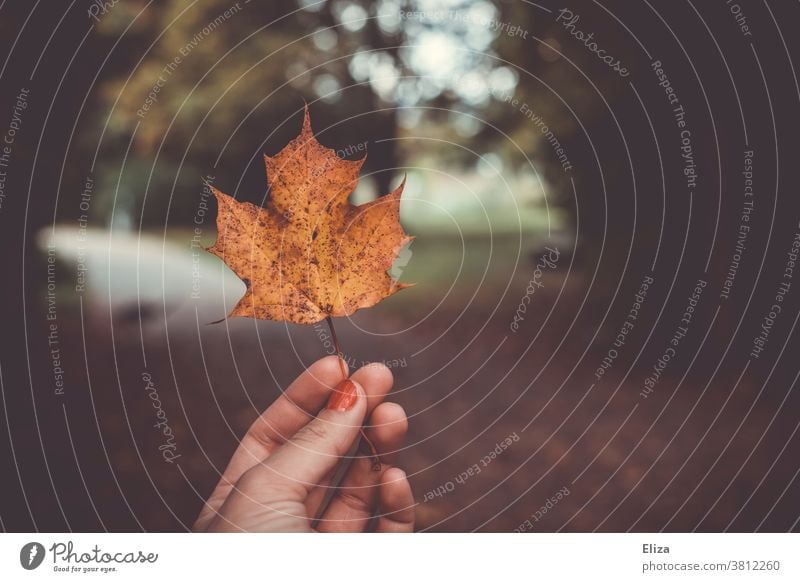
[254, 379, 367, 496]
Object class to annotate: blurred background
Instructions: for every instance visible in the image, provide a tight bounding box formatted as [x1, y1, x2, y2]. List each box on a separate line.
[1, 0, 800, 532]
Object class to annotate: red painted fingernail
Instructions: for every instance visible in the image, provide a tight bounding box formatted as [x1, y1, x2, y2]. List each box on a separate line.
[326, 379, 358, 412]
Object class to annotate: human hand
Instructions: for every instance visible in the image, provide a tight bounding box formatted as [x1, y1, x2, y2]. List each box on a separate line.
[193, 356, 414, 532]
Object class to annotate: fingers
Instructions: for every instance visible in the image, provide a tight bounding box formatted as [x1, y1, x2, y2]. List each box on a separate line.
[374, 468, 415, 533]
[351, 363, 396, 416]
[203, 381, 369, 532]
[251, 379, 368, 497]
[304, 363, 395, 515]
[193, 356, 346, 532]
[247, 355, 348, 449]
[365, 402, 408, 466]
[194, 360, 398, 532]
[316, 402, 408, 532]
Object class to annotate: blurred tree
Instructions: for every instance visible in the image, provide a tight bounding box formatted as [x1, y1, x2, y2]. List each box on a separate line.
[85, 0, 645, 269]
[93, 0, 403, 227]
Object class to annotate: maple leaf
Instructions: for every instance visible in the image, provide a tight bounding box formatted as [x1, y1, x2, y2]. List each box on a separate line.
[207, 107, 414, 325]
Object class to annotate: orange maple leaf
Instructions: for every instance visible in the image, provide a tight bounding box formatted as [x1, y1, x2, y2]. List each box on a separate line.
[207, 107, 414, 325]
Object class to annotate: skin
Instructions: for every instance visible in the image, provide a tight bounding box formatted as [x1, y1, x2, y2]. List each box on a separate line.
[193, 356, 415, 532]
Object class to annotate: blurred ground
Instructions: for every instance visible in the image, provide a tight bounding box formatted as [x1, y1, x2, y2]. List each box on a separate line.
[31, 231, 800, 532]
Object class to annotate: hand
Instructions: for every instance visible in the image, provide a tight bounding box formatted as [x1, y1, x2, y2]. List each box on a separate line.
[193, 356, 415, 532]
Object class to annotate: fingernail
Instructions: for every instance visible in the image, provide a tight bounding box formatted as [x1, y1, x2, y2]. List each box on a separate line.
[326, 379, 358, 412]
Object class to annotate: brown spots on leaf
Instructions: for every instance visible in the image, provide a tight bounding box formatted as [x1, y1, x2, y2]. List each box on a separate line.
[206, 106, 413, 324]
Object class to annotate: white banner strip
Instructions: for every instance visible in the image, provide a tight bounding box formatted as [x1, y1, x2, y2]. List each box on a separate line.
[1, 533, 797, 581]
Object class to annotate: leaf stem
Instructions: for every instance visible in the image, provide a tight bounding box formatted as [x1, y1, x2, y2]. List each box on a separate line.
[325, 315, 381, 470]
[326, 316, 347, 379]
[312, 317, 383, 528]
